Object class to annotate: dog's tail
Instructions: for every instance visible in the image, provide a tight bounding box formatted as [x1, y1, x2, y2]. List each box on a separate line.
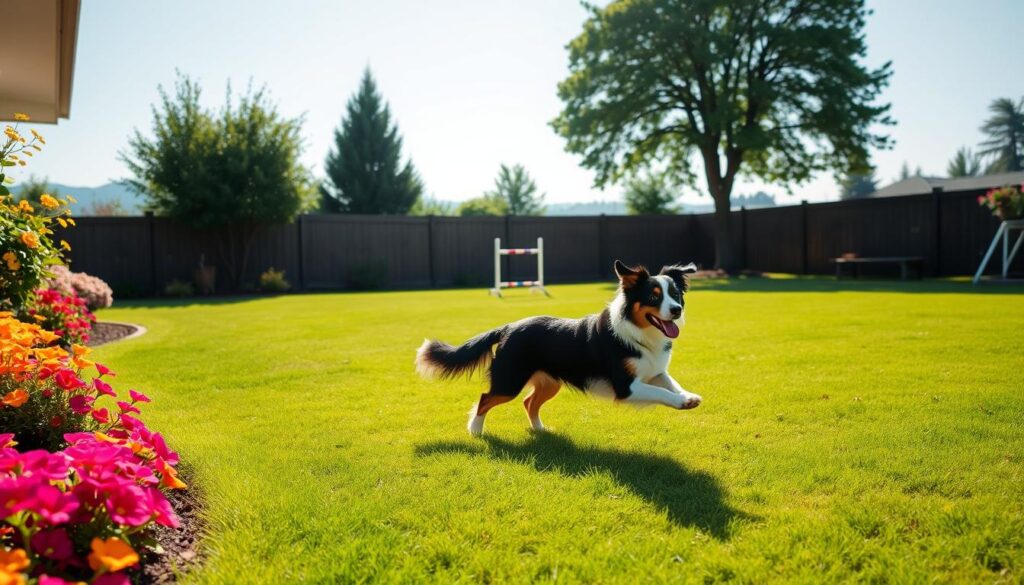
[415, 327, 505, 380]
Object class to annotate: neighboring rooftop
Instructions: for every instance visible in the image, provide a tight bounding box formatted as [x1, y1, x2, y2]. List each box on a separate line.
[871, 171, 1024, 197]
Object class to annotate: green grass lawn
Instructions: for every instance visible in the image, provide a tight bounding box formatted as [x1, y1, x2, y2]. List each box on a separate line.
[93, 278, 1024, 584]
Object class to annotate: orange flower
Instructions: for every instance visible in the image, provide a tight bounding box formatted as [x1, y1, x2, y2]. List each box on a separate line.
[158, 459, 188, 490]
[39, 194, 59, 209]
[0, 549, 28, 573]
[1, 252, 19, 271]
[16, 200, 32, 213]
[12, 113, 29, 122]
[88, 537, 139, 572]
[1, 389, 28, 408]
[18, 231, 39, 249]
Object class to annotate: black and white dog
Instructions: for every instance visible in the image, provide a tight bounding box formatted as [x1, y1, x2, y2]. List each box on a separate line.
[415, 260, 702, 436]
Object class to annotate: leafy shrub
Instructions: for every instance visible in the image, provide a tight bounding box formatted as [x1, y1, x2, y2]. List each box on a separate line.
[0, 313, 185, 584]
[46, 265, 114, 311]
[27, 288, 96, 346]
[1, 113, 75, 314]
[164, 279, 194, 297]
[258, 267, 291, 293]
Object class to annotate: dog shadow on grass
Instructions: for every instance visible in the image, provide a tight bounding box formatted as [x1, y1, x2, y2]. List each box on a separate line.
[415, 433, 750, 539]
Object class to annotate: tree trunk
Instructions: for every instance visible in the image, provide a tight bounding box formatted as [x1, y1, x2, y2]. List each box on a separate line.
[712, 195, 740, 272]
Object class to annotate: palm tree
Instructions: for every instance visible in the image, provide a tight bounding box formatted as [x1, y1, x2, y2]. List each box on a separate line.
[947, 147, 982, 177]
[978, 97, 1024, 173]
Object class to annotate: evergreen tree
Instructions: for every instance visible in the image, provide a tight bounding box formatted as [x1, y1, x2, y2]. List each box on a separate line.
[321, 69, 423, 214]
[947, 147, 982, 177]
[839, 171, 877, 199]
[487, 164, 545, 215]
[978, 97, 1024, 173]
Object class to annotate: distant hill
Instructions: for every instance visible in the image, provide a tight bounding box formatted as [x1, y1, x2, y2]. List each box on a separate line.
[545, 201, 627, 216]
[13, 181, 147, 216]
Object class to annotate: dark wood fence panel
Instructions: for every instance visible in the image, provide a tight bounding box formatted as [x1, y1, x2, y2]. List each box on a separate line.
[300, 215, 431, 289]
[806, 195, 934, 275]
[744, 205, 804, 274]
[603, 216, 700, 275]
[938, 190, 1024, 276]
[507, 217, 602, 283]
[429, 216, 505, 286]
[59, 218, 152, 296]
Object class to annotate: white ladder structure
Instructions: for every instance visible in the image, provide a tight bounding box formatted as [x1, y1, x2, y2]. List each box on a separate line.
[489, 237, 549, 297]
[973, 219, 1024, 284]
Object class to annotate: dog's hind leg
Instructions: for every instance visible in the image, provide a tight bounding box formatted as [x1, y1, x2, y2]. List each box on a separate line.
[467, 352, 532, 437]
[523, 372, 561, 432]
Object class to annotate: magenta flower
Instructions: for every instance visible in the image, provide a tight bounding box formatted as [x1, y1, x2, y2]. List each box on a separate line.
[117, 401, 141, 415]
[95, 363, 115, 377]
[147, 487, 180, 528]
[32, 484, 80, 525]
[105, 483, 152, 526]
[0, 476, 38, 516]
[68, 394, 94, 414]
[39, 576, 82, 585]
[32, 528, 74, 561]
[128, 389, 150, 403]
[94, 378, 116, 397]
[91, 407, 110, 424]
[93, 573, 131, 585]
[53, 368, 85, 391]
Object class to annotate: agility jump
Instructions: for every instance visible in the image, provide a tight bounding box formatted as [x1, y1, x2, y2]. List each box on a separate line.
[489, 237, 549, 297]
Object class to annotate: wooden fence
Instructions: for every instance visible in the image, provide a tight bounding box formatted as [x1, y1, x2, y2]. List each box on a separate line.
[55, 187, 1020, 295]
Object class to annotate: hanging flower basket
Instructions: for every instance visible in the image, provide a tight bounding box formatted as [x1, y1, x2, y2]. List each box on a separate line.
[977, 184, 1024, 221]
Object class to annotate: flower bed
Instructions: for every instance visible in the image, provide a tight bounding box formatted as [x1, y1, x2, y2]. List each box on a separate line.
[1, 313, 186, 584]
[45, 266, 114, 312]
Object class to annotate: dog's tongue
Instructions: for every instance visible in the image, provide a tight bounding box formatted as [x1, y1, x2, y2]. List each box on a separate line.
[661, 320, 680, 339]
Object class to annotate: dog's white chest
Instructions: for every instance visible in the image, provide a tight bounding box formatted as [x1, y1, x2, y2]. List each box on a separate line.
[628, 343, 672, 382]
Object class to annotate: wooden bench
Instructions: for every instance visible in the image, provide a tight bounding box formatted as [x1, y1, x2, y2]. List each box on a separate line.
[830, 256, 925, 280]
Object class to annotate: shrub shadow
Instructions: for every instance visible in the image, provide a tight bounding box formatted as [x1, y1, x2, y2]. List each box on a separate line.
[415, 433, 750, 539]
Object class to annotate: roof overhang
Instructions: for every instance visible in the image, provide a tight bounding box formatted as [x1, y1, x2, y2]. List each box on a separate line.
[0, 0, 81, 124]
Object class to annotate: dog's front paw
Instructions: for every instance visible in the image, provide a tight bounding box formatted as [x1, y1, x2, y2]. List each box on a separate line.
[677, 393, 702, 410]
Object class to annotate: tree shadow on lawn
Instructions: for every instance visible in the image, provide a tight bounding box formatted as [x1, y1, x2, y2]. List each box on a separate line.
[415, 433, 752, 540]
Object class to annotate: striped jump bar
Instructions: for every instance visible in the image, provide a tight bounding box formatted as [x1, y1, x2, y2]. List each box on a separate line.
[490, 237, 549, 297]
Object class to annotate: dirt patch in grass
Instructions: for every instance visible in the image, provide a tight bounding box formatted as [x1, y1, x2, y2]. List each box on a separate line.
[89, 321, 146, 346]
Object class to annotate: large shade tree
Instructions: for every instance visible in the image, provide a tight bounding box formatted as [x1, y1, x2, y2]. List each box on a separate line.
[978, 97, 1024, 173]
[624, 173, 680, 214]
[122, 75, 313, 289]
[553, 0, 892, 270]
[321, 69, 423, 214]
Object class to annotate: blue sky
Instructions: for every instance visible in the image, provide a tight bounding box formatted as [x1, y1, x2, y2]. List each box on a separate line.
[14, 0, 1024, 207]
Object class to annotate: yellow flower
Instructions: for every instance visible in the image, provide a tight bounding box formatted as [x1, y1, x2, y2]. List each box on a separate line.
[39, 194, 59, 209]
[12, 113, 29, 121]
[67, 218, 76, 226]
[30, 129, 44, 143]
[61, 239, 71, 251]
[1, 252, 19, 271]
[21, 151, 31, 158]
[18, 231, 39, 249]
[88, 537, 139, 572]
[31, 314, 45, 322]
[57, 217, 67, 228]
[1, 389, 29, 408]
[17, 200, 32, 213]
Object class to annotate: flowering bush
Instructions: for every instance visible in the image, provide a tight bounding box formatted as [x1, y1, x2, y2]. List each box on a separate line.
[0, 313, 186, 584]
[258, 267, 290, 293]
[977, 184, 1024, 221]
[1, 113, 76, 314]
[45, 266, 113, 312]
[26, 289, 95, 347]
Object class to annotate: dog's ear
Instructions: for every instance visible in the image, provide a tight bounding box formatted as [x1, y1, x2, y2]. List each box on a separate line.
[659, 262, 698, 292]
[614, 260, 649, 289]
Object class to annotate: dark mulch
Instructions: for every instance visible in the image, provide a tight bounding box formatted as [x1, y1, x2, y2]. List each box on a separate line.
[88, 321, 142, 347]
[136, 479, 205, 584]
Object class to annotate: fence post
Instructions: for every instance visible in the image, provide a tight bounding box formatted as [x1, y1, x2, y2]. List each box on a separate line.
[740, 206, 748, 270]
[800, 200, 809, 275]
[146, 211, 157, 296]
[598, 213, 608, 280]
[296, 214, 305, 291]
[932, 187, 943, 277]
[427, 214, 436, 288]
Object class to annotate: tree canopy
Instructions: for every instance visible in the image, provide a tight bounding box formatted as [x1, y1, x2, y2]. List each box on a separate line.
[947, 147, 982, 178]
[978, 97, 1024, 173]
[839, 171, 877, 200]
[553, 0, 892, 270]
[121, 74, 313, 288]
[456, 195, 509, 217]
[624, 173, 680, 214]
[321, 69, 423, 214]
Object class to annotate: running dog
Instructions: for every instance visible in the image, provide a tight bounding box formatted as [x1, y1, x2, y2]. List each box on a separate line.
[415, 260, 702, 436]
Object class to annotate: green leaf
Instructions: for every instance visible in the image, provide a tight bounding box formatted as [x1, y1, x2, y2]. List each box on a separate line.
[0, 160, 14, 167]
[0, 185, 9, 196]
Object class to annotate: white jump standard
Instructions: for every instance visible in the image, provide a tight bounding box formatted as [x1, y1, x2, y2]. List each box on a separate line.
[489, 237, 549, 297]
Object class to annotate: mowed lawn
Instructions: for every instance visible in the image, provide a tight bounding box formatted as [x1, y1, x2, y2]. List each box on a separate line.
[92, 279, 1024, 584]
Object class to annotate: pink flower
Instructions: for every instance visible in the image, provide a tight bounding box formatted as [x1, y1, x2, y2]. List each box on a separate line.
[69, 394, 94, 414]
[0, 476, 38, 517]
[0, 434, 14, 448]
[117, 401, 140, 415]
[39, 576, 82, 585]
[93, 574, 131, 585]
[129, 389, 150, 403]
[96, 363, 114, 377]
[32, 484, 80, 525]
[105, 483, 151, 526]
[91, 408, 110, 424]
[54, 368, 85, 391]
[148, 488, 180, 528]
[32, 528, 74, 561]
[94, 378, 116, 397]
